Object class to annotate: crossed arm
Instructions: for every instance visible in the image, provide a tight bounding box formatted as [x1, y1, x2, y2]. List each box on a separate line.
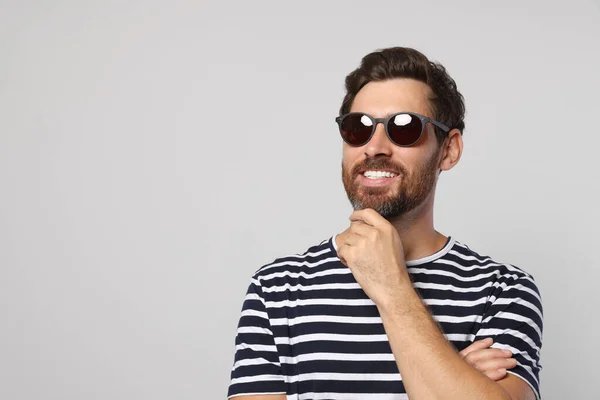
[228, 279, 533, 400]
[230, 302, 533, 400]
[229, 287, 534, 400]
[232, 328, 535, 400]
[229, 313, 533, 400]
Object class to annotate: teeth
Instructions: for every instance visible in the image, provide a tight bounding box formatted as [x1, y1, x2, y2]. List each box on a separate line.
[363, 170, 398, 179]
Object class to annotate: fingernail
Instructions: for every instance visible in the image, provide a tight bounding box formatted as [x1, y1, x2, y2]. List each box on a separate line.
[503, 350, 512, 355]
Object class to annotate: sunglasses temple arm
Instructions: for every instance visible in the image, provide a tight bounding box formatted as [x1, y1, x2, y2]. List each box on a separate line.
[430, 120, 451, 132]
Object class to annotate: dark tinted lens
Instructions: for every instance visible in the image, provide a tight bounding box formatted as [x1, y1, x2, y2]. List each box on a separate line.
[340, 114, 374, 146]
[387, 113, 423, 146]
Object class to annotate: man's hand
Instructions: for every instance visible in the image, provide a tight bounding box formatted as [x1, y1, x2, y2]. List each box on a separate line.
[460, 338, 518, 381]
[337, 209, 410, 307]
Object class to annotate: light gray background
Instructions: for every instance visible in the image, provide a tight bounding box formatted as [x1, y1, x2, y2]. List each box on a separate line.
[1, 0, 599, 399]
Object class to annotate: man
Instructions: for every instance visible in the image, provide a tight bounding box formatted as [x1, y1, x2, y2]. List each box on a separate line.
[227, 47, 543, 400]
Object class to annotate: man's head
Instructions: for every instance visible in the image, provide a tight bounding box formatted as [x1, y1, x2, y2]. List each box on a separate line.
[340, 47, 465, 220]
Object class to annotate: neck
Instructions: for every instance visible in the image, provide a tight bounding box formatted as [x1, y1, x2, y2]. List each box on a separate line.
[387, 193, 447, 261]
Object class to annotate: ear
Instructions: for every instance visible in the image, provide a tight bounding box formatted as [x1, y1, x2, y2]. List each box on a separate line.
[439, 129, 463, 172]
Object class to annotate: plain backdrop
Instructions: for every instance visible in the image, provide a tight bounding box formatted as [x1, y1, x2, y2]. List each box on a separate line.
[1, 0, 599, 399]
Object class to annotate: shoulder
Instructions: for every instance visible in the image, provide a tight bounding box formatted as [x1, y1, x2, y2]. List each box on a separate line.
[251, 236, 341, 285]
[449, 239, 537, 280]
[448, 239, 542, 303]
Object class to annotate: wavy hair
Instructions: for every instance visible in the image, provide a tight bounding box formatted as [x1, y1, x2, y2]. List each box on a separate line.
[340, 47, 466, 145]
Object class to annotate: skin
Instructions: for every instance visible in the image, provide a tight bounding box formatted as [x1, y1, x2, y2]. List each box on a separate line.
[231, 79, 533, 400]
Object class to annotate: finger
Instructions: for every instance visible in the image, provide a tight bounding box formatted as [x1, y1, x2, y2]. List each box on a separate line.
[459, 338, 493, 357]
[483, 368, 508, 381]
[342, 232, 362, 246]
[336, 244, 349, 266]
[349, 220, 374, 237]
[464, 348, 513, 363]
[476, 357, 518, 373]
[335, 229, 350, 248]
[349, 208, 385, 227]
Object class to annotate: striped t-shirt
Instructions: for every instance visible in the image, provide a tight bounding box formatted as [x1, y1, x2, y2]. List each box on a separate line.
[228, 236, 543, 399]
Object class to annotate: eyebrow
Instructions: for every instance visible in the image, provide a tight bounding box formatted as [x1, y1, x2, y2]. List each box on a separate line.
[379, 111, 415, 118]
[384, 110, 434, 119]
[352, 111, 407, 118]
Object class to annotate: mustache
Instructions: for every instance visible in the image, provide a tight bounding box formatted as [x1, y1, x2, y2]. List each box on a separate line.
[351, 158, 406, 176]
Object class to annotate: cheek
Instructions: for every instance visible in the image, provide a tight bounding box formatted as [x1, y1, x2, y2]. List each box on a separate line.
[342, 143, 356, 157]
[342, 147, 361, 168]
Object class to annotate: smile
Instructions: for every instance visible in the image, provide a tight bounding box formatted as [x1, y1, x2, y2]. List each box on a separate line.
[362, 170, 399, 179]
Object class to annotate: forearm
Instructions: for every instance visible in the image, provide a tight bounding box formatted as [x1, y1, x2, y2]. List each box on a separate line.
[378, 285, 512, 400]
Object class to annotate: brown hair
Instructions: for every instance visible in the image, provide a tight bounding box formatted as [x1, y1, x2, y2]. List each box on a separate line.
[339, 47, 466, 145]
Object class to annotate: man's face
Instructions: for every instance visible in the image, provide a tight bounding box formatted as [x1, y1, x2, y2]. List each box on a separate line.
[341, 78, 443, 219]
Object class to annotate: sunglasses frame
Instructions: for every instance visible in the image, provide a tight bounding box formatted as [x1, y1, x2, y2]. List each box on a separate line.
[335, 111, 451, 147]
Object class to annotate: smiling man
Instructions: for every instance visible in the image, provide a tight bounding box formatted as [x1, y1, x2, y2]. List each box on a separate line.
[227, 47, 543, 400]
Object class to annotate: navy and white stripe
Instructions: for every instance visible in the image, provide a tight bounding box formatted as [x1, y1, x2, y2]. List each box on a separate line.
[228, 236, 543, 399]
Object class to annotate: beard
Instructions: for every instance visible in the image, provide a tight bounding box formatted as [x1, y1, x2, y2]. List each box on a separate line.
[342, 149, 441, 219]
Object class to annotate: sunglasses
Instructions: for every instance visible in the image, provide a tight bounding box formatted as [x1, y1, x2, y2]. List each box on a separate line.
[335, 112, 450, 147]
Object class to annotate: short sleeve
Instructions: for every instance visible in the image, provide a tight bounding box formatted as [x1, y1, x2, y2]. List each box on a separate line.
[474, 274, 544, 399]
[227, 276, 286, 398]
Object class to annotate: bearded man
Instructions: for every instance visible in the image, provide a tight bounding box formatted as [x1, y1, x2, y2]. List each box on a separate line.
[227, 47, 543, 400]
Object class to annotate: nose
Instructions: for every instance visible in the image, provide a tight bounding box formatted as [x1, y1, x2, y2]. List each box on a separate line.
[364, 121, 393, 157]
